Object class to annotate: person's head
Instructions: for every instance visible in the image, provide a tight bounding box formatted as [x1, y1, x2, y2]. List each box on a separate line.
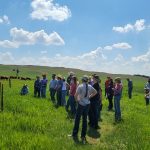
[126, 78, 129, 81]
[92, 74, 100, 83]
[62, 77, 66, 82]
[23, 84, 27, 87]
[52, 74, 56, 79]
[57, 74, 62, 80]
[42, 74, 46, 79]
[68, 71, 75, 77]
[144, 88, 149, 94]
[36, 76, 40, 80]
[115, 77, 121, 84]
[72, 76, 77, 84]
[148, 78, 150, 83]
[82, 75, 88, 83]
[88, 76, 92, 82]
[107, 76, 111, 80]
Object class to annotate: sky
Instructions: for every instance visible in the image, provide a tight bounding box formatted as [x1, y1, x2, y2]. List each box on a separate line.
[0, 0, 150, 75]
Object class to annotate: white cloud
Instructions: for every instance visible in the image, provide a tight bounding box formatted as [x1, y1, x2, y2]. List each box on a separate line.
[1, 47, 150, 75]
[0, 27, 65, 48]
[0, 15, 10, 24]
[104, 42, 132, 50]
[0, 40, 19, 48]
[0, 52, 14, 63]
[132, 49, 150, 62]
[113, 19, 145, 33]
[112, 43, 132, 49]
[114, 54, 124, 62]
[30, 0, 71, 22]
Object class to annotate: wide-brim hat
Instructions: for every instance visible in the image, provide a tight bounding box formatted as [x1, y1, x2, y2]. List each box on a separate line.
[42, 73, 47, 77]
[115, 77, 121, 82]
[68, 71, 75, 76]
[57, 74, 62, 79]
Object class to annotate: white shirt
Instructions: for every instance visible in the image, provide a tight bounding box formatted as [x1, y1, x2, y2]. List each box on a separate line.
[76, 83, 96, 106]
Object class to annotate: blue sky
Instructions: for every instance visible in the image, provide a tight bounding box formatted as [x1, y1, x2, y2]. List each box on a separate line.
[0, 0, 150, 75]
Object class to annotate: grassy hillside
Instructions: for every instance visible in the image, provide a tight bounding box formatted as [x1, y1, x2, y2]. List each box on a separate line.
[0, 64, 150, 150]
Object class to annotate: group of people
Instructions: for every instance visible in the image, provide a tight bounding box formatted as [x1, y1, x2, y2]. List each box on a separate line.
[19, 71, 150, 144]
[105, 76, 123, 122]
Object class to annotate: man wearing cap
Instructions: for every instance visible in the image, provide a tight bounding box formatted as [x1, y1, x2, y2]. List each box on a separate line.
[71, 75, 97, 144]
[41, 74, 48, 98]
[127, 78, 133, 99]
[34, 76, 41, 97]
[49, 74, 57, 102]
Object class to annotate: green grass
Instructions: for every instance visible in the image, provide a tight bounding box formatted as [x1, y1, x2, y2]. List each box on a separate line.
[0, 65, 150, 150]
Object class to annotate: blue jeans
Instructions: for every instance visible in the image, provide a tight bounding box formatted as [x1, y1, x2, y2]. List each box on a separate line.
[66, 95, 76, 115]
[61, 90, 66, 106]
[72, 104, 90, 138]
[34, 88, 40, 97]
[57, 90, 62, 106]
[114, 95, 121, 121]
[41, 86, 46, 98]
[50, 88, 56, 101]
[128, 88, 132, 99]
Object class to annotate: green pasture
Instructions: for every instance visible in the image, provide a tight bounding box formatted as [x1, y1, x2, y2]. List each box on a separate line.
[0, 65, 150, 150]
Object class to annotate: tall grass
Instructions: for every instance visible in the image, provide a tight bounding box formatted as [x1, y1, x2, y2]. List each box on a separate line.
[0, 65, 149, 150]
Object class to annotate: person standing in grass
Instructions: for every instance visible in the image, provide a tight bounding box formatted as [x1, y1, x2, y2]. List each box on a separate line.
[127, 78, 133, 99]
[49, 74, 57, 102]
[71, 75, 97, 144]
[56, 75, 63, 106]
[61, 77, 68, 106]
[66, 72, 75, 95]
[144, 88, 150, 106]
[88, 74, 101, 129]
[41, 74, 48, 98]
[112, 77, 123, 122]
[107, 78, 114, 111]
[66, 76, 78, 116]
[144, 78, 150, 106]
[105, 76, 111, 99]
[34, 76, 41, 97]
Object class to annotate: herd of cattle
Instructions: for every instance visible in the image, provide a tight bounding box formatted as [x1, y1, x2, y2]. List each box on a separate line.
[0, 76, 32, 80]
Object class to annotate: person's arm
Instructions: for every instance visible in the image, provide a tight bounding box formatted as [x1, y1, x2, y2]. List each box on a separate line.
[74, 86, 80, 102]
[89, 86, 97, 99]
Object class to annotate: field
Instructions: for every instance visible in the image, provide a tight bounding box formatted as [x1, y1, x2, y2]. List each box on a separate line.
[0, 64, 150, 150]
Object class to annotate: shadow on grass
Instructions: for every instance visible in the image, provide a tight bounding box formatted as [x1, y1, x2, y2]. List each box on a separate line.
[87, 127, 101, 139]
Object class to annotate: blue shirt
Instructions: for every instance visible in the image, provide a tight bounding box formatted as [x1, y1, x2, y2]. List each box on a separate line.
[49, 79, 57, 89]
